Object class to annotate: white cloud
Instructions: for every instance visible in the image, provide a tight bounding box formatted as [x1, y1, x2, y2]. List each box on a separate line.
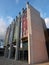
[38, 8, 47, 18]
[40, 12, 46, 18]
[0, 17, 7, 39]
[7, 16, 13, 24]
[16, 0, 19, 4]
[45, 18, 49, 28]
[0, 16, 13, 40]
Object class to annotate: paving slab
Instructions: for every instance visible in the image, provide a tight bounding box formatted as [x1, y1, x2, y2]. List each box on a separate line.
[0, 56, 49, 65]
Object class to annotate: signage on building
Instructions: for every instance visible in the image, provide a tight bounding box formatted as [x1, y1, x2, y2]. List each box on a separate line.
[22, 10, 28, 37]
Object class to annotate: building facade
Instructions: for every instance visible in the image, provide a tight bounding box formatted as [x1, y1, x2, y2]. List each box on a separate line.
[4, 2, 49, 64]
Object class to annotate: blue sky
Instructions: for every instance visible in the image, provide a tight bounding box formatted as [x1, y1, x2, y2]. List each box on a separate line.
[0, 0, 49, 18]
[0, 0, 49, 39]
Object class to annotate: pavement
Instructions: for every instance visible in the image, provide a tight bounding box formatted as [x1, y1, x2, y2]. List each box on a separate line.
[0, 56, 29, 65]
[0, 56, 49, 65]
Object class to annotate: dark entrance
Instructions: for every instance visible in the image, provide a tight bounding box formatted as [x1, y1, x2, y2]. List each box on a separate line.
[18, 50, 28, 61]
[24, 50, 28, 61]
[11, 47, 15, 59]
[46, 41, 49, 58]
[18, 41, 28, 61]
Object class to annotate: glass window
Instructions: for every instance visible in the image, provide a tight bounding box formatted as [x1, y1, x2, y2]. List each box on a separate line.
[23, 41, 28, 49]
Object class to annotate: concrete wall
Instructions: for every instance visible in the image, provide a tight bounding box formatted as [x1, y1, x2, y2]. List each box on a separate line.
[27, 3, 48, 64]
[4, 26, 10, 46]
